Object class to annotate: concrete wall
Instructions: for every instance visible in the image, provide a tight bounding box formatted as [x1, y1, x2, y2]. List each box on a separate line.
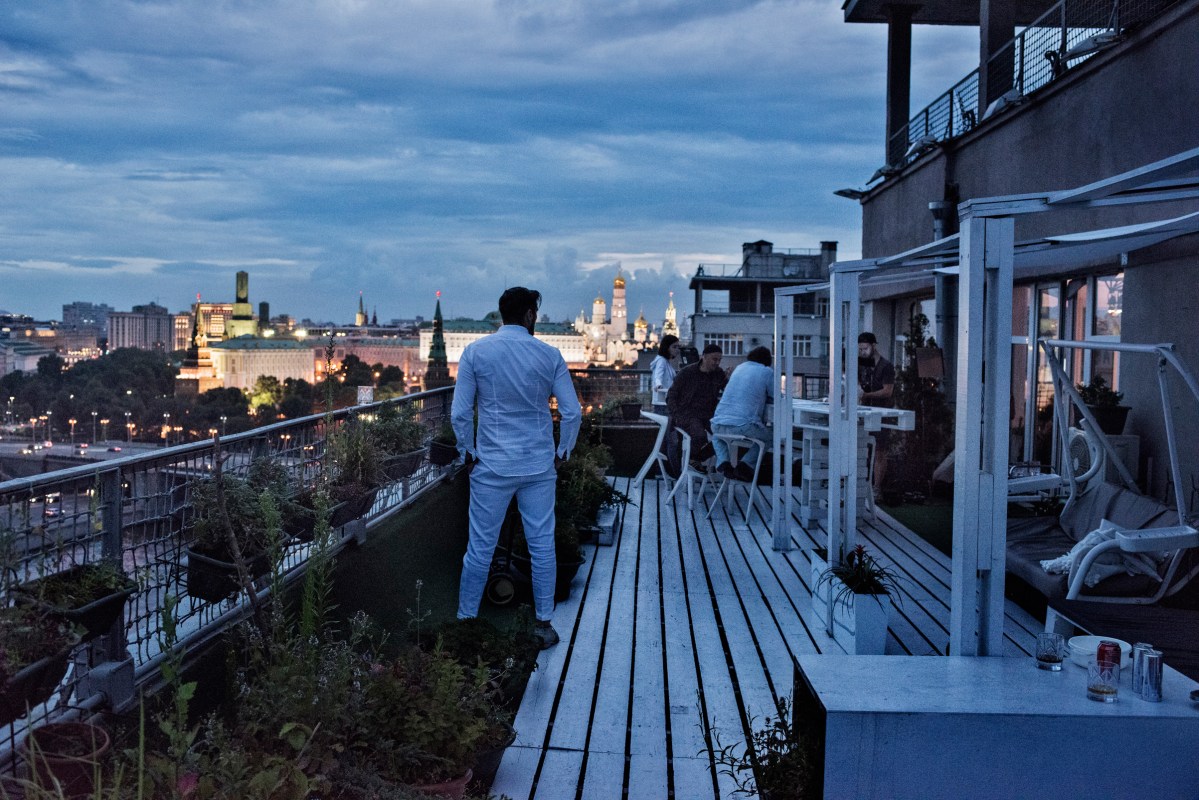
[862, 2, 1199, 256]
[856, 3, 1199, 503]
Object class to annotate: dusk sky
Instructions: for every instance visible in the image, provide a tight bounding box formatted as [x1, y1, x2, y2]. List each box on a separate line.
[0, 1, 975, 326]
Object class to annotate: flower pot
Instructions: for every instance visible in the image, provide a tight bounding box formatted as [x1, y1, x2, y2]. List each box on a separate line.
[429, 440, 457, 467]
[829, 585, 891, 655]
[510, 553, 587, 601]
[185, 547, 270, 603]
[1084, 404, 1130, 436]
[383, 448, 427, 481]
[21, 721, 111, 799]
[412, 768, 473, 799]
[17, 565, 137, 642]
[471, 722, 516, 789]
[0, 642, 76, 729]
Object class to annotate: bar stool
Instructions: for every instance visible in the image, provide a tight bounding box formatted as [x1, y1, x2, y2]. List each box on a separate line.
[665, 428, 716, 509]
[707, 433, 768, 524]
[633, 410, 672, 489]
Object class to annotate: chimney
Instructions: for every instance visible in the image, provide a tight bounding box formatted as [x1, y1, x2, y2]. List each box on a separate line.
[819, 241, 838, 271]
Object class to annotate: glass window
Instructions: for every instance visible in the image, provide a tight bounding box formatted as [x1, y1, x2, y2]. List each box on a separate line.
[1093, 273, 1123, 338]
[702, 333, 744, 356]
[792, 336, 813, 358]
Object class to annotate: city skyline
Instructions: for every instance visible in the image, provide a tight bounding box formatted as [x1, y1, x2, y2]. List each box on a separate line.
[0, 2, 976, 323]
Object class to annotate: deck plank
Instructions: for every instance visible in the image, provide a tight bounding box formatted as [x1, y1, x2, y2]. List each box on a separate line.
[495, 477, 1043, 799]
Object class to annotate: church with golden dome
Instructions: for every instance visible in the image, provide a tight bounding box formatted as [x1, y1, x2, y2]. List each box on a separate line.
[573, 268, 676, 366]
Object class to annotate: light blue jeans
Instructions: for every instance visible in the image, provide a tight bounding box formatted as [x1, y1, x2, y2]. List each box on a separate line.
[458, 462, 557, 622]
[712, 421, 772, 469]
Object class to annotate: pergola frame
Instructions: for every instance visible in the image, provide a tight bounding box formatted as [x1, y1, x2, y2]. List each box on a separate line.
[772, 146, 1199, 656]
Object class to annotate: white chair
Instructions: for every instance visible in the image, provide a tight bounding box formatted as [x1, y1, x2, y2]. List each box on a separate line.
[707, 433, 768, 523]
[665, 428, 716, 509]
[633, 411, 673, 489]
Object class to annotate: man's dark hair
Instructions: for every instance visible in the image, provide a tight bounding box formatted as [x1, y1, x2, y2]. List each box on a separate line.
[702, 343, 722, 355]
[746, 346, 772, 367]
[499, 287, 542, 325]
[658, 334, 680, 357]
[858, 332, 878, 344]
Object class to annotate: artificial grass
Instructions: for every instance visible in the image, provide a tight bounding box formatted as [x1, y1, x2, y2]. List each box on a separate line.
[878, 500, 955, 557]
[328, 471, 527, 646]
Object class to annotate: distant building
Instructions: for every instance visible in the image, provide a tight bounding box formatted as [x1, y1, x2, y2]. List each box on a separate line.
[107, 303, 173, 352]
[418, 313, 587, 379]
[573, 268, 656, 366]
[0, 339, 55, 377]
[174, 301, 235, 351]
[423, 296, 452, 390]
[689, 240, 836, 370]
[61, 302, 113, 335]
[209, 336, 315, 391]
[224, 271, 257, 339]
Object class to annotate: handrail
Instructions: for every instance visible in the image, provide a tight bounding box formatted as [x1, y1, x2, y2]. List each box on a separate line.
[887, 0, 1182, 170]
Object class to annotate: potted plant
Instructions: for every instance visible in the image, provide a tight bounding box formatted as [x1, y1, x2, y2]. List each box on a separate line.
[185, 474, 282, 603]
[15, 560, 138, 642]
[1075, 375, 1129, 435]
[369, 404, 428, 481]
[814, 544, 902, 655]
[21, 719, 112, 799]
[509, 521, 586, 602]
[316, 418, 384, 528]
[0, 606, 79, 729]
[712, 696, 819, 799]
[606, 394, 644, 422]
[428, 420, 458, 467]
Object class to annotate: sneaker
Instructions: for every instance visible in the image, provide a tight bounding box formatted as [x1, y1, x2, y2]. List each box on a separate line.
[733, 463, 756, 482]
[533, 622, 559, 650]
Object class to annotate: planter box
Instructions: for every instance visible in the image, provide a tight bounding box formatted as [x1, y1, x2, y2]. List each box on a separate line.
[185, 548, 270, 603]
[16, 565, 137, 642]
[383, 448, 427, 481]
[594, 505, 619, 546]
[0, 641, 76, 729]
[810, 549, 892, 655]
[429, 440, 457, 466]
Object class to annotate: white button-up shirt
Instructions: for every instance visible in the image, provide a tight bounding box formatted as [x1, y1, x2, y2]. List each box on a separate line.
[451, 324, 582, 477]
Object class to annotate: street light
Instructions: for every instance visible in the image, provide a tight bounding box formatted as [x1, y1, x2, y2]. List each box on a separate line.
[220, 415, 228, 437]
[163, 413, 170, 447]
[69, 418, 77, 445]
[100, 418, 109, 441]
[45, 410, 52, 443]
[91, 410, 98, 442]
[125, 411, 132, 442]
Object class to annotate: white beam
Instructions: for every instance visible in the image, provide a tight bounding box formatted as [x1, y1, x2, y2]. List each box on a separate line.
[950, 214, 1013, 657]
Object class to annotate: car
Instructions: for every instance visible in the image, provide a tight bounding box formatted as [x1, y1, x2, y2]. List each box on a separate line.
[78, 442, 89, 449]
[18, 447, 32, 455]
[107, 446, 122, 452]
[32, 444, 43, 451]
[42, 507, 60, 519]
[43, 440, 53, 447]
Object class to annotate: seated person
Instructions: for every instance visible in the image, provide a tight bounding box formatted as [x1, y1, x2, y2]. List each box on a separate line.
[665, 343, 727, 474]
[857, 331, 895, 497]
[711, 346, 773, 481]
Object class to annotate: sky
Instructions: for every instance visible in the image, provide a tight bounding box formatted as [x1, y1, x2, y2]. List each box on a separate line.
[0, 1, 976, 326]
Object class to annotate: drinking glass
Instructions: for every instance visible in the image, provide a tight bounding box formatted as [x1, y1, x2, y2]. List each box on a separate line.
[1087, 657, 1119, 702]
[1034, 632, 1066, 671]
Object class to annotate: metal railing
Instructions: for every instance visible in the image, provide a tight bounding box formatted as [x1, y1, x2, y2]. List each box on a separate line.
[888, 0, 1183, 168]
[569, 369, 651, 413]
[0, 387, 454, 744]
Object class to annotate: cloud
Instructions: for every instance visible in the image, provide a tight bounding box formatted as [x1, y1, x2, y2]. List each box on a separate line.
[0, 0, 977, 324]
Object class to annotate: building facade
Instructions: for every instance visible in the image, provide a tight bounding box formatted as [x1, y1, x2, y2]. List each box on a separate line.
[107, 303, 173, 352]
[209, 337, 315, 391]
[690, 240, 836, 372]
[841, 0, 1199, 494]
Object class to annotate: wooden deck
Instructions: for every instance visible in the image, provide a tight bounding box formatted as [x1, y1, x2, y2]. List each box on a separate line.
[491, 476, 1043, 800]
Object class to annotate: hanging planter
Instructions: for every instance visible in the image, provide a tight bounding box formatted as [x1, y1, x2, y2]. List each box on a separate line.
[16, 563, 137, 642]
[21, 720, 112, 799]
[184, 547, 270, 604]
[0, 607, 79, 729]
[382, 448, 427, 481]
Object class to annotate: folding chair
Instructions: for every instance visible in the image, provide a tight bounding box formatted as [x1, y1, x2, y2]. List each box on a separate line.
[665, 428, 716, 509]
[707, 433, 768, 524]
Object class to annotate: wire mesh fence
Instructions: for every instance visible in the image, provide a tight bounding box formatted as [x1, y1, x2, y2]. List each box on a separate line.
[0, 387, 454, 754]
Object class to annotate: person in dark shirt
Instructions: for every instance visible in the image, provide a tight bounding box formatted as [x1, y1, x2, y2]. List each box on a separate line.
[857, 332, 895, 497]
[665, 343, 727, 474]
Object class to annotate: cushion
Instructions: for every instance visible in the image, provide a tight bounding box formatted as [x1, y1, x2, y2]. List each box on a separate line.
[1039, 519, 1164, 588]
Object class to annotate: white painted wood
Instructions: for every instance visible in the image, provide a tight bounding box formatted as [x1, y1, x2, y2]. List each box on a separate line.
[950, 214, 1013, 657]
[530, 749, 585, 800]
[577, 749, 625, 799]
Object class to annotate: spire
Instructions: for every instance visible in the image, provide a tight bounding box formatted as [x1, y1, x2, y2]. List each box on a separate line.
[371, 306, 378, 326]
[425, 290, 452, 389]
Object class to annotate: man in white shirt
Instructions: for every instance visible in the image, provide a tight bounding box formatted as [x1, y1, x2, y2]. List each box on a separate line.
[711, 346, 773, 482]
[452, 287, 582, 648]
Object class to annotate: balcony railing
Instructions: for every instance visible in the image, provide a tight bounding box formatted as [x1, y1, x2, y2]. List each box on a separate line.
[888, 0, 1183, 168]
[0, 387, 453, 744]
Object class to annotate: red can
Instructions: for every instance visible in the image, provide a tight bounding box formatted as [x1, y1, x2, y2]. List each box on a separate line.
[1097, 640, 1122, 667]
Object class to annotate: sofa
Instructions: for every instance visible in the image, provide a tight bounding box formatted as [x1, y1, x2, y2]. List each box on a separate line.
[1006, 481, 1178, 602]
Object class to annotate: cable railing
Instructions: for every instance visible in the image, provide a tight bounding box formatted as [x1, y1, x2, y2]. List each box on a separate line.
[0, 387, 454, 749]
[887, 0, 1183, 169]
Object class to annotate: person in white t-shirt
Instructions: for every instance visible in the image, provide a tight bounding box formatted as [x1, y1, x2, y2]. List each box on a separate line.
[650, 334, 680, 415]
